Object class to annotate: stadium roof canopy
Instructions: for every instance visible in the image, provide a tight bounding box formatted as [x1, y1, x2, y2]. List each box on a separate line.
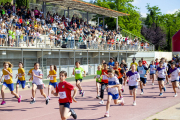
[40, 0, 129, 17]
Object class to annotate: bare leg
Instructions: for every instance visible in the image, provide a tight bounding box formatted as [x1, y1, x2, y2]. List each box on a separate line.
[1, 85, 7, 101]
[16, 84, 19, 94]
[48, 85, 52, 97]
[11, 91, 19, 99]
[32, 84, 37, 99]
[61, 106, 71, 120]
[96, 82, 99, 96]
[106, 95, 112, 112]
[133, 88, 136, 102]
[76, 81, 82, 90]
[40, 89, 47, 98]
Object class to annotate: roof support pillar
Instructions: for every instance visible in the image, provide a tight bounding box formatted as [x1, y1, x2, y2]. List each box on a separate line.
[68, 7, 69, 18]
[42, 2, 46, 18]
[64, 10, 66, 17]
[87, 12, 89, 24]
[103, 16, 105, 28]
[116, 16, 118, 31]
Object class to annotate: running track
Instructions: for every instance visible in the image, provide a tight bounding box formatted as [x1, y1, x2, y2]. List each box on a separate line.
[1, 78, 180, 120]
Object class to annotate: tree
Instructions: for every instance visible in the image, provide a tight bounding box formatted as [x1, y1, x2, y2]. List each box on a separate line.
[141, 23, 166, 50]
[94, 0, 142, 37]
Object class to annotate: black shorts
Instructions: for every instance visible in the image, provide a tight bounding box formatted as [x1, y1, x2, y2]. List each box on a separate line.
[118, 78, 123, 84]
[150, 73, 155, 75]
[140, 78, 147, 84]
[158, 77, 165, 81]
[129, 86, 138, 90]
[76, 79, 82, 83]
[59, 102, 70, 108]
[171, 80, 179, 82]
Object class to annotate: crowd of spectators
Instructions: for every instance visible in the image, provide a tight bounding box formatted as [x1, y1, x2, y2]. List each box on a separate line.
[0, 2, 150, 51]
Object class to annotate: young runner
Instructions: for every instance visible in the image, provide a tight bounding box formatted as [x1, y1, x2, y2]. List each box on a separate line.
[99, 62, 109, 104]
[130, 57, 138, 70]
[15, 62, 30, 96]
[137, 60, 148, 95]
[113, 61, 125, 98]
[47, 65, 57, 100]
[108, 57, 114, 69]
[30, 62, 49, 104]
[156, 61, 167, 96]
[148, 61, 156, 85]
[161, 58, 169, 84]
[51, 71, 77, 120]
[94, 65, 102, 99]
[168, 62, 180, 97]
[104, 69, 124, 117]
[124, 64, 140, 106]
[141, 58, 148, 67]
[0, 62, 22, 105]
[72, 61, 86, 97]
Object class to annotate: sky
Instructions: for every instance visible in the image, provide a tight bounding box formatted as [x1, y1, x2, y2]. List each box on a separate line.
[83, 0, 180, 17]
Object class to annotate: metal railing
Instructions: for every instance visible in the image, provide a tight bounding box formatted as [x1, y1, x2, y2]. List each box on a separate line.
[0, 33, 154, 51]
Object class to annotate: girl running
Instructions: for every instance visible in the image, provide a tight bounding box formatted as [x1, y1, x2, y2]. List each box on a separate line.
[124, 64, 140, 106]
[47, 65, 57, 100]
[51, 71, 77, 120]
[104, 69, 124, 117]
[137, 60, 148, 95]
[94, 65, 102, 99]
[72, 61, 86, 97]
[149, 61, 156, 85]
[15, 62, 30, 96]
[113, 61, 125, 98]
[161, 58, 169, 84]
[0, 62, 22, 105]
[168, 62, 180, 97]
[30, 62, 49, 104]
[99, 62, 109, 104]
[156, 61, 167, 96]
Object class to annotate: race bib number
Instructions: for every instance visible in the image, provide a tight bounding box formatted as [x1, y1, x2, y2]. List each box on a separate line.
[59, 91, 67, 99]
[4, 75, 10, 80]
[19, 73, 22, 78]
[159, 71, 163, 75]
[102, 75, 108, 80]
[76, 70, 81, 74]
[97, 75, 100, 78]
[130, 77, 135, 81]
[50, 76, 54, 80]
[150, 68, 154, 72]
[139, 70, 144, 74]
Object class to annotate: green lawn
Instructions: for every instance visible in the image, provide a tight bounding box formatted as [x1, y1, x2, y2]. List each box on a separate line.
[0, 75, 95, 90]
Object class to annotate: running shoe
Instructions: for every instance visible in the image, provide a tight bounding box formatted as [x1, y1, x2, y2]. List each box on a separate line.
[133, 101, 136, 106]
[99, 100, 104, 104]
[163, 87, 166, 92]
[152, 83, 154, 86]
[46, 98, 49, 105]
[178, 86, 180, 89]
[30, 99, 36, 104]
[27, 83, 30, 88]
[96, 96, 100, 99]
[13, 96, 17, 98]
[174, 94, 177, 97]
[81, 91, 85, 97]
[18, 95, 22, 103]
[48, 96, 51, 100]
[79, 90, 82, 94]
[119, 96, 123, 100]
[166, 82, 169, 85]
[1, 101, 6, 105]
[70, 109, 77, 119]
[140, 92, 144, 95]
[31, 97, 33, 99]
[104, 112, 109, 117]
[120, 98, 124, 106]
[159, 93, 163, 96]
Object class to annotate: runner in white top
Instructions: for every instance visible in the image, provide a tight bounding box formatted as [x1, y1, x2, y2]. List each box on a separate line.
[156, 61, 167, 96]
[30, 62, 49, 105]
[161, 58, 169, 84]
[124, 64, 140, 106]
[104, 69, 124, 117]
[168, 61, 180, 97]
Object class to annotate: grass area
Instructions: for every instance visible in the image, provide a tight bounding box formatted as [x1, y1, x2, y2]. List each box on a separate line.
[0, 75, 95, 90]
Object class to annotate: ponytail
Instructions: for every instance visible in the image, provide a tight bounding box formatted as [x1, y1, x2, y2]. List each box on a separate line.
[3, 61, 13, 68]
[54, 65, 57, 71]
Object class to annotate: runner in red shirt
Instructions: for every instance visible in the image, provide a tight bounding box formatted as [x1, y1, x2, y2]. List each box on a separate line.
[99, 63, 109, 105]
[155, 58, 159, 67]
[51, 71, 77, 120]
[141, 58, 148, 67]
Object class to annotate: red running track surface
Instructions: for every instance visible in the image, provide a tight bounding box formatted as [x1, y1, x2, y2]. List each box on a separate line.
[0, 78, 180, 120]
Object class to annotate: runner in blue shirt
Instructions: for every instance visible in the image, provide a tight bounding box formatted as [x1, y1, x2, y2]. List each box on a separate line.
[108, 57, 115, 69]
[137, 60, 148, 95]
[148, 61, 156, 86]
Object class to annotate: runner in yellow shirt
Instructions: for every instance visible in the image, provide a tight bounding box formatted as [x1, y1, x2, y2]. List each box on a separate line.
[47, 65, 57, 100]
[0, 62, 22, 105]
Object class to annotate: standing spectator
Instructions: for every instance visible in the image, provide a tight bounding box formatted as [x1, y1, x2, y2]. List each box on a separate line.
[34, 7, 39, 18]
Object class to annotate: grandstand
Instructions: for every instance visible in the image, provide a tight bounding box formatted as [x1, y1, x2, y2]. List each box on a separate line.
[0, 0, 155, 83]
